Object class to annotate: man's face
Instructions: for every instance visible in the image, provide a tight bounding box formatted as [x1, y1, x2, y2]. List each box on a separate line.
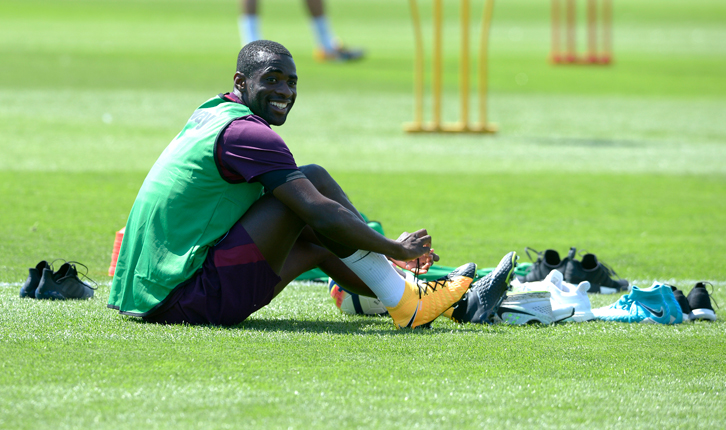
[235, 53, 297, 126]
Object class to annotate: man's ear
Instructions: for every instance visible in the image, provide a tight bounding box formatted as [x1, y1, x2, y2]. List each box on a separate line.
[233, 72, 246, 93]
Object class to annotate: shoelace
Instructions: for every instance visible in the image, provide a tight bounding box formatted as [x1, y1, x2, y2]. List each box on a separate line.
[697, 281, 720, 309]
[410, 258, 449, 299]
[424, 277, 447, 295]
[600, 261, 623, 280]
[47, 258, 68, 272]
[63, 261, 98, 290]
[524, 247, 544, 263]
[412, 258, 422, 296]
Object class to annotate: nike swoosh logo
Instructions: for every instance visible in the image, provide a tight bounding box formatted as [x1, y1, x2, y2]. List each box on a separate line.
[405, 303, 420, 328]
[640, 303, 664, 318]
[497, 306, 534, 318]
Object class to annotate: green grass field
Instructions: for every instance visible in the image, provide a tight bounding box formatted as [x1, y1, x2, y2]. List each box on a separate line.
[1, 0, 725, 428]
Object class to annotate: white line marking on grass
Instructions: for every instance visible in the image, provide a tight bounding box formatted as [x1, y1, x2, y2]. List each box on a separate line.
[631, 279, 726, 288]
[1, 280, 114, 288]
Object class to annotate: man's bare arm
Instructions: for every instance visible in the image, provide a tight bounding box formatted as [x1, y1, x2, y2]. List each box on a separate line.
[272, 178, 431, 262]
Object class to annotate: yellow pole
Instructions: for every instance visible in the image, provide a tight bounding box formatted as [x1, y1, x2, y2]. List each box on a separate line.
[478, 0, 495, 128]
[405, 0, 497, 133]
[460, 0, 470, 129]
[432, 0, 443, 129]
[407, 0, 425, 128]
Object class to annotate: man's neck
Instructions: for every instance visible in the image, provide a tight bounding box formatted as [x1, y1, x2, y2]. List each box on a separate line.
[224, 92, 244, 104]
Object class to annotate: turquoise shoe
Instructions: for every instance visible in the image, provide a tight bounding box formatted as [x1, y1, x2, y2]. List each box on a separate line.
[593, 282, 682, 324]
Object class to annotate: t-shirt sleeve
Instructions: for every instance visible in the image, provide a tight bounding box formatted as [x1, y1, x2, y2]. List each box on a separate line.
[256, 169, 307, 193]
[215, 115, 299, 183]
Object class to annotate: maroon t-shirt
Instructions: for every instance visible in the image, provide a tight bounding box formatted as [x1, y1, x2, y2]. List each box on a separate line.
[215, 93, 302, 190]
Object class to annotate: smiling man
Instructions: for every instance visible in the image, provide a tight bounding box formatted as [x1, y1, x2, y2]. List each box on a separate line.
[108, 40, 476, 329]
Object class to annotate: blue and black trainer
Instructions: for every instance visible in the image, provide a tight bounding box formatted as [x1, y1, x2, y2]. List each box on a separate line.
[20, 260, 53, 298]
[593, 282, 682, 324]
[35, 262, 95, 300]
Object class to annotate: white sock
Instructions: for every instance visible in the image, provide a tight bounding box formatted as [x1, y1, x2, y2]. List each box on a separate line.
[340, 250, 405, 307]
[310, 16, 335, 53]
[239, 15, 261, 47]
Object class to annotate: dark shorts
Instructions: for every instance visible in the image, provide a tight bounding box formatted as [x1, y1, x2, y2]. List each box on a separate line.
[143, 222, 281, 326]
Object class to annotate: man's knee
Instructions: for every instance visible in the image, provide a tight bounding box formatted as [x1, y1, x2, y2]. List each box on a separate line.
[242, 193, 303, 228]
[298, 165, 358, 221]
[299, 164, 338, 195]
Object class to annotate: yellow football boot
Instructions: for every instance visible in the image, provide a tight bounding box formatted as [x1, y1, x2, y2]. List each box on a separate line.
[441, 306, 455, 320]
[386, 263, 476, 329]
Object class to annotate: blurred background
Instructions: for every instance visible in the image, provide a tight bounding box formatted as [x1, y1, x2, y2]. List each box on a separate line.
[1, 0, 724, 283]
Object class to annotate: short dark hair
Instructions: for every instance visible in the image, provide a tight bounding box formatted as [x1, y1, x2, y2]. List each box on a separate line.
[236, 40, 293, 76]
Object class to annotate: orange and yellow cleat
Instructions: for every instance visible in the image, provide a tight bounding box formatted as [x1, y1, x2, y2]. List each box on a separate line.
[386, 263, 476, 329]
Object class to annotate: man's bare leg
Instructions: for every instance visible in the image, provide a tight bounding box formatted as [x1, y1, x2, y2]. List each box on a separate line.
[239, 193, 306, 276]
[305, 0, 324, 17]
[238, 0, 260, 46]
[276, 227, 375, 298]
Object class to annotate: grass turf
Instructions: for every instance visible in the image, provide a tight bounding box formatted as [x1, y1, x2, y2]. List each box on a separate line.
[2, 287, 725, 429]
[1, 0, 725, 428]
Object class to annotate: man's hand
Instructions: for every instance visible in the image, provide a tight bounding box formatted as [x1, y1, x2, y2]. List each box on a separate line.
[388, 230, 440, 273]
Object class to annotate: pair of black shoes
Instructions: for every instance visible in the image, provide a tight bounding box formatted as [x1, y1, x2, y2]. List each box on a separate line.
[20, 260, 95, 300]
[670, 282, 718, 321]
[517, 247, 629, 294]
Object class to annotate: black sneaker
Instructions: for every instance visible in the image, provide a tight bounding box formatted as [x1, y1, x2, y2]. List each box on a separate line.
[448, 251, 517, 324]
[20, 260, 53, 298]
[669, 285, 692, 322]
[516, 247, 569, 283]
[35, 262, 95, 300]
[564, 250, 628, 294]
[687, 282, 717, 321]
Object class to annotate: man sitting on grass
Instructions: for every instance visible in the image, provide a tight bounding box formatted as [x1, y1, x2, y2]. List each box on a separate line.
[108, 40, 482, 329]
